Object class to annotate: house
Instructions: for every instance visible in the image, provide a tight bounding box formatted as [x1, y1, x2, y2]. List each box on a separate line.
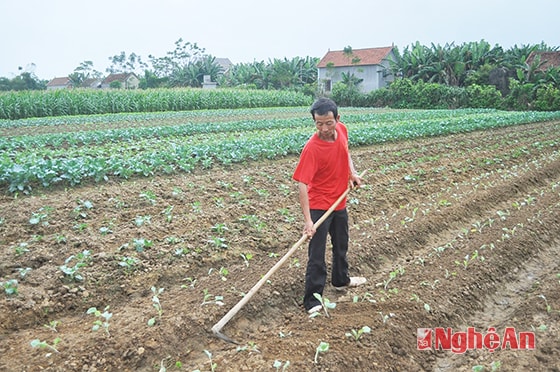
[46, 77, 72, 90]
[100, 72, 140, 89]
[317, 46, 396, 93]
[526, 51, 560, 72]
[81, 78, 102, 89]
[215, 57, 233, 74]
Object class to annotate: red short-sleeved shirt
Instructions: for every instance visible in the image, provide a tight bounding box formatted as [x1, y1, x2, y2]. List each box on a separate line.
[293, 122, 350, 210]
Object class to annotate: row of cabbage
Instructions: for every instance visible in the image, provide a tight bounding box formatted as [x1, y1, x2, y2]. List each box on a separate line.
[2, 108, 560, 193]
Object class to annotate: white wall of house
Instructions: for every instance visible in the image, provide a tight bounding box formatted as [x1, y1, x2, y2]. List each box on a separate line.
[318, 51, 395, 93]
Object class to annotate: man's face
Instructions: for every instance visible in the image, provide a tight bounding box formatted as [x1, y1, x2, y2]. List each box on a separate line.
[314, 112, 338, 141]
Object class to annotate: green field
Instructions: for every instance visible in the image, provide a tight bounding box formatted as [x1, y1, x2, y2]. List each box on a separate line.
[2, 107, 560, 194]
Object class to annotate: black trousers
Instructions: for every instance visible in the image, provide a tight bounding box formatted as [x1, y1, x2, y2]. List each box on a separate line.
[304, 208, 350, 310]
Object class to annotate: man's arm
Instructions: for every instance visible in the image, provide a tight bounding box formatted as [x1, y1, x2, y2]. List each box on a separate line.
[348, 154, 363, 188]
[298, 182, 315, 237]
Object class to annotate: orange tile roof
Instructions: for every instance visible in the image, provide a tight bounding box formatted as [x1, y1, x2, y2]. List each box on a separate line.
[527, 51, 560, 71]
[46, 77, 71, 87]
[317, 46, 394, 68]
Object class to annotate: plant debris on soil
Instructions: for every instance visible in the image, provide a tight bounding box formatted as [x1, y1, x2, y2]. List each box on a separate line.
[1, 120, 560, 371]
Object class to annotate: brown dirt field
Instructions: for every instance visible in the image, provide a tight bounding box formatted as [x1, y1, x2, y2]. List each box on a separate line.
[1, 120, 560, 372]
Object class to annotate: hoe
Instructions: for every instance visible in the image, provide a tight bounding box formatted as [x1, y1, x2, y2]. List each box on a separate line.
[211, 170, 367, 343]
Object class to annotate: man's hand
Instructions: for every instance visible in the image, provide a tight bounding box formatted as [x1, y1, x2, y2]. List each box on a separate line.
[303, 220, 315, 237]
[350, 173, 364, 189]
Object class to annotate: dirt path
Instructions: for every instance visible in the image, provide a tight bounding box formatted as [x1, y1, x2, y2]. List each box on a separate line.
[1, 120, 559, 371]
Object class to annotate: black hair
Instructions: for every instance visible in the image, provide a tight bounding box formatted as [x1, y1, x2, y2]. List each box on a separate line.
[310, 97, 338, 120]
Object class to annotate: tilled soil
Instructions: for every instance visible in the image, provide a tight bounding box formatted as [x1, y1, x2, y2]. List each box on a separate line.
[1, 120, 559, 371]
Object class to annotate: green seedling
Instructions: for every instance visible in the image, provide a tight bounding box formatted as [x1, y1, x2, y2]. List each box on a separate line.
[99, 226, 113, 235]
[17, 267, 31, 278]
[420, 279, 439, 290]
[44, 320, 60, 332]
[379, 311, 395, 324]
[134, 215, 151, 227]
[538, 294, 553, 313]
[236, 341, 260, 353]
[201, 289, 224, 306]
[214, 197, 225, 208]
[87, 306, 112, 336]
[278, 208, 295, 222]
[345, 325, 371, 341]
[273, 360, 291, 371]
[161, 205, 174, 223]
[311, 293, 336, 318]
[207, 236, 228, 249]
[352, 292, 376, 303]
[29, 206, 54, 226]
[148, 286, 164, 326]
[118, 256, 139, 274]
[191, 201, 202, 213]
[60, 250, 91, 281]
[139, 190, 157, 205]
[314, 341, 329, 364]
[203, 350, 217, 372]
[240, 253, 253, 267]
[72, 199, 93, 219]
[217, 267, 229, 281]
[377, 266, 405, 290]
[30, 337, 61, 353]
[133, 238, 153, 252]
[2, 279, 18, 295]
[181, 277, 197, 288]
[13, 242, 30, 256]
[211, 223, 229, 235]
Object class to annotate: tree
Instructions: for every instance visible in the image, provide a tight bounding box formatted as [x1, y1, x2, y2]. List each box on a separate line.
[107, 52, 147, 74]
[68, 61, 102, 88]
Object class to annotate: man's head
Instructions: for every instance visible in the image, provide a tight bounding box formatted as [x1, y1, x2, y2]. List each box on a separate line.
[310, 98, 340, 142]
[310, 97, 338, 120]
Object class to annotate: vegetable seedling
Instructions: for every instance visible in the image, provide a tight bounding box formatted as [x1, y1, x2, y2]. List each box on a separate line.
[273, 360, 290, 371]
[314, 341, 329, 364]
[30, 337, 61, 353]
[345, 326, 371, 341]
[87, 306, 112, 336]
[311, 293, 336, 318]
[2, 279, 19, 295]
[148, 286, 164, 326]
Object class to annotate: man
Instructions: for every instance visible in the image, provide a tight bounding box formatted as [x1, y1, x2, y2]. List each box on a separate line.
[293, 97, 366, 314]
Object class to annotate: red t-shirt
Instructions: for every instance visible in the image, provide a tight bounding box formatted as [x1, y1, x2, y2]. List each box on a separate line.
[293, 122, 351, 210]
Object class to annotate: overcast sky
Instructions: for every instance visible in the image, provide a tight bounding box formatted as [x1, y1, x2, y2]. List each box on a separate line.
[1, 0, 559, 80]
